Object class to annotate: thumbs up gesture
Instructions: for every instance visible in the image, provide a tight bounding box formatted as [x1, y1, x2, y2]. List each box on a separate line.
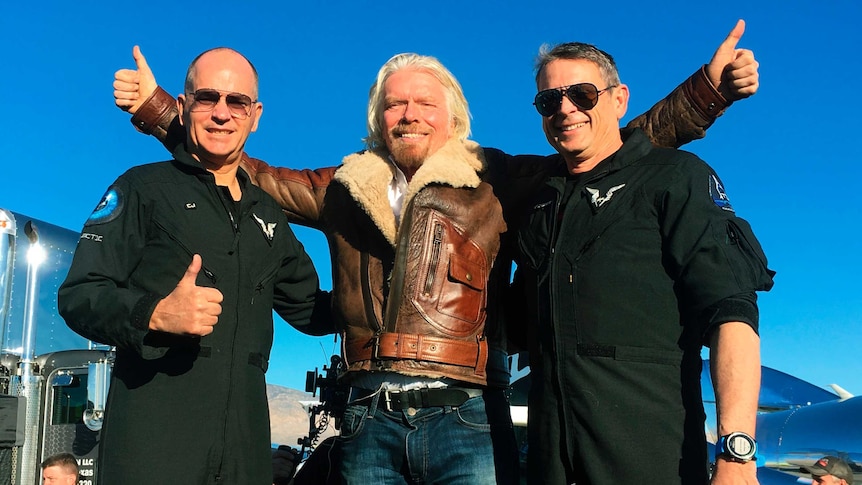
[706, 20, 760, 102]
[113, 45, 158, 114]
[150, 254, 223, 336]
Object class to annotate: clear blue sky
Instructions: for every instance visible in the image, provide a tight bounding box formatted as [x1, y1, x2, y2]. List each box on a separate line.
[2, 0, 859, 394]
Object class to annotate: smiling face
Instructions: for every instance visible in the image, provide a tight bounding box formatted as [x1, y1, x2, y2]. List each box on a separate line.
[178, 49, 262, 170]
[381, 68, 454, 176]
[537, 58, 628, 173]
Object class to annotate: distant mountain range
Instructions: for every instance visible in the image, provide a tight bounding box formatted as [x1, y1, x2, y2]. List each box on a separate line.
[267, 384, 337, 448]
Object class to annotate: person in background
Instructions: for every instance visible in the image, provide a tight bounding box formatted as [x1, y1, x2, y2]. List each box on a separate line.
[40, 453, 79, 485]
[805, 456, 856, 485]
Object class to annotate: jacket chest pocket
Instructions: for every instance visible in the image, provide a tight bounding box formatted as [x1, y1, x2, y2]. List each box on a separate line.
[412, 213, 488, 337]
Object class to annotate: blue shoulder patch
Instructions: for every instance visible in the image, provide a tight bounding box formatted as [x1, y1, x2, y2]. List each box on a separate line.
[85, 185, 124, 226]
[708, 174, 734, 212]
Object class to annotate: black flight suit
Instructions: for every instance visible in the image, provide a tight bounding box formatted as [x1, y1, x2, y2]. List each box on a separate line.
[59, 146, 332, 485]
[514, 128, 774, 484]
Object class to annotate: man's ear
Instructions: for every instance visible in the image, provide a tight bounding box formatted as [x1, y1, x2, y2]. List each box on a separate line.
[177, 95, 186, 127]
[613, 83, 630, 121]
[249, 102, 263, 133]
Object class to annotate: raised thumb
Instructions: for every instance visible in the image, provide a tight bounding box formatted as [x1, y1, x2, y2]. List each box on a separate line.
[132, 45, 153, 78]
[180, 254, 202, 285]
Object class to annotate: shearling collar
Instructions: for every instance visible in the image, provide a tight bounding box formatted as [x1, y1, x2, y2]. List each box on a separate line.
[333, 139, 486, 246]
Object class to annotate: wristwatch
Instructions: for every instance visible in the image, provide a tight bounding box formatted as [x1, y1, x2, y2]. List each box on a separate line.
[716, 432, 757, 462]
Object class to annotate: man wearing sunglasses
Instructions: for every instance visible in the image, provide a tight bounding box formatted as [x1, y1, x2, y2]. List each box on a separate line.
[59, 48, 331, 485]
[109, 21, 758, 485]
[513, 41, 775, 484]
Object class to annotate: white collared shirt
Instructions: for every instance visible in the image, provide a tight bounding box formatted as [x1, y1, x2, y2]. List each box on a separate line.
[388, 159, 408, 225]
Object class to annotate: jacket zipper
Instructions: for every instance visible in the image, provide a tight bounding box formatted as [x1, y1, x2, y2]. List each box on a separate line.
[360, 252, 382, 333]
[383, 197, 416, 333]
[423, 222, 444, 295]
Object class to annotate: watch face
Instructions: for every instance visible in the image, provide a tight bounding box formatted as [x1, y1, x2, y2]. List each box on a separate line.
[729, 434, 754, 457]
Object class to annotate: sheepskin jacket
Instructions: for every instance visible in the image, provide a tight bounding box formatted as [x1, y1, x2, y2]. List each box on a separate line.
[248, 139, 549, 387]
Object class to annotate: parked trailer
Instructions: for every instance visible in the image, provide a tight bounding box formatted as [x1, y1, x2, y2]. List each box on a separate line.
[0, 209, 111, 485]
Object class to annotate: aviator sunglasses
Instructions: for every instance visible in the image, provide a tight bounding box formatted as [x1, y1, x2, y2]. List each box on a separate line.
[533, 83, 617, 117]
[186, 89, 257, 119]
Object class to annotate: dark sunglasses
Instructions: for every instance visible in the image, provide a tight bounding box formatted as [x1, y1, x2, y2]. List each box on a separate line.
[533, 83, 616, 117]
[186, 89, 257, 119]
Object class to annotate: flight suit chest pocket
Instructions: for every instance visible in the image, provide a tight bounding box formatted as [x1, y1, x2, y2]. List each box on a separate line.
[146, 217, 217, 288]
[517, 198, 555, 271]
[723, 219, 775, 291]
[152, 218, 195, 257]
[413, 214, 488, 337]
[252, 259, 281, 303]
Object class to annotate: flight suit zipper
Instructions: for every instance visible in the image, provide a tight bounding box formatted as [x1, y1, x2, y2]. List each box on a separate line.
[547, 180, 576, 450]
[210, 180, 244, 480]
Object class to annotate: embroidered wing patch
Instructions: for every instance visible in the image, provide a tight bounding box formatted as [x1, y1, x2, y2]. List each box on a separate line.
[585, 184, 626, 208]
[252, 213, 277, 243]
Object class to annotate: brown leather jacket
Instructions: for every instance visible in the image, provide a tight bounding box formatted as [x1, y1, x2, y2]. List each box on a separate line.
[129, 66, 731, 388]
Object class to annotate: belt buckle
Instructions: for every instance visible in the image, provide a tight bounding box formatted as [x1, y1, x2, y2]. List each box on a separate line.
[381, 389, 396, 412]
[371, 336, 381, 361]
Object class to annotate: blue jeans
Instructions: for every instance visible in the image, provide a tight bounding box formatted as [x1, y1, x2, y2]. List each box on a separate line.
[338, 388, 518, 484]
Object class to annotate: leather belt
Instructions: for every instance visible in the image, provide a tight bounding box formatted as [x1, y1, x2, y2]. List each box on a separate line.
[348, 387, 483, 412]
[345, 333, 488, 371]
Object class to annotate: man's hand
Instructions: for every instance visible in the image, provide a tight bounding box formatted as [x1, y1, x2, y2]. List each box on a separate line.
[113, 45, 158, 114]
[706, 19, 760, 102]
[272, 445, 301, 485]
[149, 254, 223, 336]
